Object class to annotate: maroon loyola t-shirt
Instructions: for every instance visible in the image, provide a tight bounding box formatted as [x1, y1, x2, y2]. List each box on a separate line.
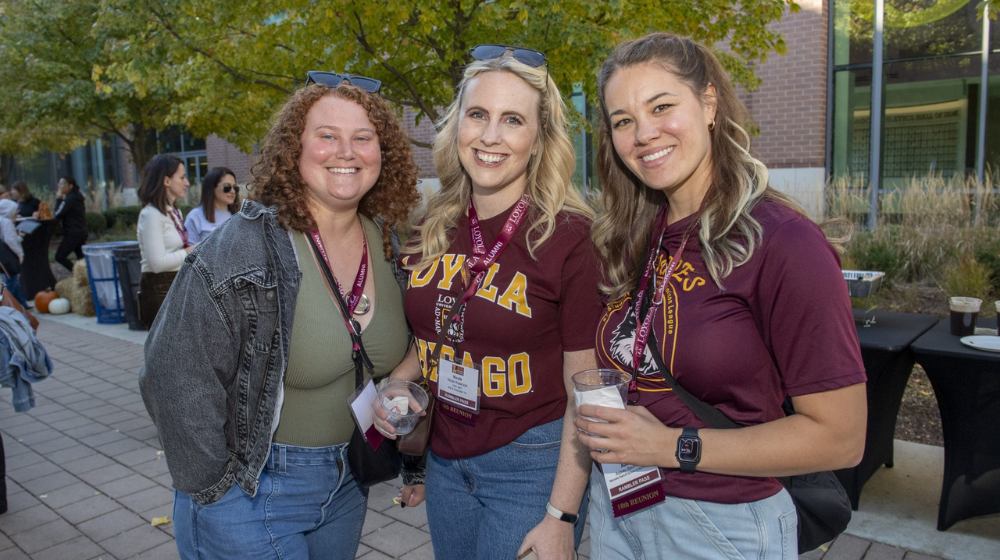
[596, 201, 866, 504]
[403, 206, 604, 460]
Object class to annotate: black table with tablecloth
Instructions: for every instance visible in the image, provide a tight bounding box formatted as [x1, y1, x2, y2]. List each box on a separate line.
[833, 309, 939, 509]
[910, 317, 1000, 531]
[19, 219, 56, 301]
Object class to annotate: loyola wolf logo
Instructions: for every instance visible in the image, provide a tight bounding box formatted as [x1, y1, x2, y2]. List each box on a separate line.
[608, 299, 659, 378]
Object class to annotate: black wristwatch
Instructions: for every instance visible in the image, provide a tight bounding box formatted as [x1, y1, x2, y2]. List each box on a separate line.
[675, 428, 702, 473]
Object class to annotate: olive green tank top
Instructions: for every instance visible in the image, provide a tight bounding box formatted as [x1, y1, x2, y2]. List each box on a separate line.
[273, 218, 409, 447]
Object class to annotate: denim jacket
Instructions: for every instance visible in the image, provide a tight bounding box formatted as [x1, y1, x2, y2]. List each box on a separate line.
[139, 201, 411, 505]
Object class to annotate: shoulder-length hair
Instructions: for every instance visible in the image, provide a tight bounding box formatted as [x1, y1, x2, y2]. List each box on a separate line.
[137, 155, 185, 214]
[11, 181, 32, 202]
[60, 176, 81, 194]
[200, 167, 238, 223]
[402, 53, 593, 271]
[593, 32, 811, 299]
[249, 83, 420, 259]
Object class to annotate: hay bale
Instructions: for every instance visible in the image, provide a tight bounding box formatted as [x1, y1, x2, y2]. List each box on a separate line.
[54, 278, 75, 301]
[71, 282, 95, 317]
[72, 259, 89, 287]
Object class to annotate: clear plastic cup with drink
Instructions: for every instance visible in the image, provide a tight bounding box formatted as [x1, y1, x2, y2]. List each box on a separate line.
[571, 369, 632, 438]
[372, 380, 429, 436]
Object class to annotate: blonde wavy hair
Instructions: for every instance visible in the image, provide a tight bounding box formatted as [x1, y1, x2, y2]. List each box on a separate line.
[593, 32, 818, 300]
[403, 53, 593, 270]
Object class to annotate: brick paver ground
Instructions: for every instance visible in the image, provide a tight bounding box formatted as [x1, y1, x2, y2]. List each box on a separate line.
[0, 318, 946, 560]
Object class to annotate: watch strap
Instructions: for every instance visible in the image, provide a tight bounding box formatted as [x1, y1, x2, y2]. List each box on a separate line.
[545, 502, 579, 524]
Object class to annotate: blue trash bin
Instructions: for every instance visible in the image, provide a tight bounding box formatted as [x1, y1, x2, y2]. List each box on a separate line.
[82, 241, 140, 324]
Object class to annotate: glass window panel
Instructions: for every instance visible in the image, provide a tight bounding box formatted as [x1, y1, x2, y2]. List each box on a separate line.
[197, 157, 208, 185]
[835, 0, 875, 67]
[832, 68, 873, 183]
[183, 133, 206, 152]
[160, 125, 182, 154]
[880, 55, 980, 187]
[884, 0, 981, 61]
[983, 57, 1000, 175]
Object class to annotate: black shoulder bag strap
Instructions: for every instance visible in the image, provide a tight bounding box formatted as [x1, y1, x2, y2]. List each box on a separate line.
[646, 338, 740, 430]
[629, 266, 737, 430]
[305, 234, 374, 386]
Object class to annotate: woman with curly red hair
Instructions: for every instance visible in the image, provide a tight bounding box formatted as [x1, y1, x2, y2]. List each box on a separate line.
[139, 73, 420, 559]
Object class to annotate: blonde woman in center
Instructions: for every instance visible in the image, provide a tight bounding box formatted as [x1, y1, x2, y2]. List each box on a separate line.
[377, 46, 603, 560]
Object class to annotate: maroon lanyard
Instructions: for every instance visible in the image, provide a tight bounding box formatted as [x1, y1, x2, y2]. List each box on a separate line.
[457, 194, 529, 309]
[309, 218, 369, 348]
[630, 206, 690, 392]
[168, 207, 190, 248]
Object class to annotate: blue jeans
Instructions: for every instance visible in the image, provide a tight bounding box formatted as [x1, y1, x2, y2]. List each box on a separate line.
[1, 274, 27, 309]
[425, 419, 589, 560]
[589, 464, 798, 560]
[173, 442, 368, 560]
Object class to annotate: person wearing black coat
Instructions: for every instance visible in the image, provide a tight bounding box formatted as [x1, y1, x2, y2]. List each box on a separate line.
[53, 176, 87, 272]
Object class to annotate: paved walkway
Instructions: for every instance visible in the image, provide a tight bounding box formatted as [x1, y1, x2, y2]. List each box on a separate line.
[0, 317, 951, 559]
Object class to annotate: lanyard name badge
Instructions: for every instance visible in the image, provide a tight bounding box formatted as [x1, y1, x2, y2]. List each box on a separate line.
[603, 205, 690, 517]
[307, 224, 383, 450]
[432, 195, 530, 425]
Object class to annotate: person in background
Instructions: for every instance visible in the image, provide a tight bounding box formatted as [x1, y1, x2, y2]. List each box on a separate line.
[140, 74, 420, 559]
[0, 201, 27, 309]
[0, 187, 18, 226]
[52, 176, 88, 272]
[184, 167, 240, 244]
[10, 182, 40, 219]
[136, 155, 194, 329]
[579, 32, 867, 559]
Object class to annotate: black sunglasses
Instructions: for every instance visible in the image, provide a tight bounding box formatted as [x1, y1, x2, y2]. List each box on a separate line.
[469, 44, 547, 68]
[305, 71, 381, 93]
[220, 183, 240, 194]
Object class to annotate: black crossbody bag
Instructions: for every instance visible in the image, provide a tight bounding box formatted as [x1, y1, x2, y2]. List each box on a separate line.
[634, 277, 851, 552]
[307, 236, 402, 487]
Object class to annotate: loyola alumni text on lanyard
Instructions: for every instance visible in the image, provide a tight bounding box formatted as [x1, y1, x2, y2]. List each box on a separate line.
[307, 223, 385, 450]
[430, 194, 530, 426]
[603, 204, 691, 518]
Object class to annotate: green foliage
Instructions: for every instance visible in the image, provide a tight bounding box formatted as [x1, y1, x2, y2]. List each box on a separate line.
[93, 0, 797, 151]
[85, 212, 108, 236]
[177, 205, 194, 218]
[103, 206, 142, 229]
[942, 255, 996, 302]
[0, 0, 198, 171]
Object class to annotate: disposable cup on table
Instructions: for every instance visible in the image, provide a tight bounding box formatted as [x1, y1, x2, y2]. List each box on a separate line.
[372, 380, 428, 436]
[948, 297, 982, 336]
[571, 369, 631, 440]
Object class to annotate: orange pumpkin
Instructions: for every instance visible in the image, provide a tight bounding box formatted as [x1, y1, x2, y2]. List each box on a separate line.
[34, 289, 58, 313]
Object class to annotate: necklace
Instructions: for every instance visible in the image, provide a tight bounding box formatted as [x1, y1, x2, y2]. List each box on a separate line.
[308, 218, 371, 316]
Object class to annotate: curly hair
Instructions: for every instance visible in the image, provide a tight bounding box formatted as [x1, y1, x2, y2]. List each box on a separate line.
[249, 83, 420, 258]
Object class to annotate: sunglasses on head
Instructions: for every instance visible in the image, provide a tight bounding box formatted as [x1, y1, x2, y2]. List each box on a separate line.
[220, 183, 239, 194]
[469, 44, 547, 68]
[305, 71, 381, 93]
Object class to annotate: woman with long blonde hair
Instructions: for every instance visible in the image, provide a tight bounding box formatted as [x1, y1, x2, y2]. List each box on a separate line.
[578, 33, 867, 559]
[379, 45, 602, 560]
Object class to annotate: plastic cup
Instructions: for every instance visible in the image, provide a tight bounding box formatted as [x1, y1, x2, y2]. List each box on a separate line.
[373, 380, 429, 436]
[571, 369, 632, 446]
[572, 369, 632, 406]
[948, 297, 982, 336]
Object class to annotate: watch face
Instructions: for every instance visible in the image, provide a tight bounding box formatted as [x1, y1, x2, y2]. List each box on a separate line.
[677, 437, 701, 462]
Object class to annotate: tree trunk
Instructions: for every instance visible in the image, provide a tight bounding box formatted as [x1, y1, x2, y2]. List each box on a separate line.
[0, 154, 13, 187]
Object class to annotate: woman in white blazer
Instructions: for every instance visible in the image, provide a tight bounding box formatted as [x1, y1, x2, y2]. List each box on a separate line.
[136, 155, 196, 328]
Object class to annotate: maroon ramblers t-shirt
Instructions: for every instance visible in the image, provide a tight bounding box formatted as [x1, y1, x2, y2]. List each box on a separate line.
[403, 207, 604, 460]
[596, 201, 866, 504]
